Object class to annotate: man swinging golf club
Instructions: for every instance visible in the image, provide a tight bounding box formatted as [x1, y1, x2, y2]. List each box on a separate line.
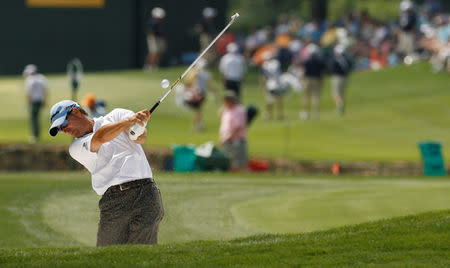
[48, 13, 240, 246]
[49, 100, 164, 246]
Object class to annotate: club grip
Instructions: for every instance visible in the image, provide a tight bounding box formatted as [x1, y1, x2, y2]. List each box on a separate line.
[149, 101, 161, 113]
[128, 121, 147, 141]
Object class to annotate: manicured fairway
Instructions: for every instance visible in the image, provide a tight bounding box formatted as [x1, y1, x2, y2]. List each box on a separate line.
[1, 171, 449, 248]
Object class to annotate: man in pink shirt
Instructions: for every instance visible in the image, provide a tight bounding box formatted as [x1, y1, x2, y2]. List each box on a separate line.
[219, 90, 248, 171]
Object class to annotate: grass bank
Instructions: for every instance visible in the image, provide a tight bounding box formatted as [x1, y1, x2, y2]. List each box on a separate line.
[1, 210, 449, 267]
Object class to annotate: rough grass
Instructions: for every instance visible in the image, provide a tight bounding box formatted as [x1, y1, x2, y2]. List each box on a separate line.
[0, 63, 449, 162]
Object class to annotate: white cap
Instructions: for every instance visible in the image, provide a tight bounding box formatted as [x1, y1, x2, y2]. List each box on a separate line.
[400, 0, 413, 11]
[226, 42, 239, 53]
[23, 64, 37, 77]
[152, 7, 166, 19]
[49, 100, 80, 137]
[203, 7, 216, 18]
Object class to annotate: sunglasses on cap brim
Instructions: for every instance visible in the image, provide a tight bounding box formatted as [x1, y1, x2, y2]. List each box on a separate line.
[55, 105, 77, 132]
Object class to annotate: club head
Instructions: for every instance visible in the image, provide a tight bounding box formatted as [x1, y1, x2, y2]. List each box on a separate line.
[231, 13, 239, 20]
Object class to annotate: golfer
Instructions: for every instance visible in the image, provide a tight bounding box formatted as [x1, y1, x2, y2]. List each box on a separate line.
[49, 100, 164, 246]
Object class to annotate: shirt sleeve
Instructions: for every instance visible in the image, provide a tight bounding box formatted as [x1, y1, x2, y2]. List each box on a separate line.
[69, 133, 97, 172]
[103, 108, 134, 125]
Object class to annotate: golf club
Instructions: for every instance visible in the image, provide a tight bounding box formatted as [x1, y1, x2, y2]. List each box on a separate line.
[129, 13, 240, 140]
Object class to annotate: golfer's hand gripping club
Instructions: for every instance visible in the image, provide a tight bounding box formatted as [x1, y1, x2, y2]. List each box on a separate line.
[128, 121, 147, 140]
[128, 110, 151, 141]
[128, 13, 240, 140]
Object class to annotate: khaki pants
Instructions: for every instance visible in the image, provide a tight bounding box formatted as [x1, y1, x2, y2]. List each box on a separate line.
[303, 77, 322, 118]
[331, 75, 347, 99]
[200, 33, 216, 64]
[397, 31, 414, 55]
[147, 36, 166, 55]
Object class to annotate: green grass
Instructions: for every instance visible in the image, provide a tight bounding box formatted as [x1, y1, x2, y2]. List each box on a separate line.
[0, 210, 448, 267]
[1, 172, 449, 266]
[1, 63, 449, 162]
[1, 171, 450, 247]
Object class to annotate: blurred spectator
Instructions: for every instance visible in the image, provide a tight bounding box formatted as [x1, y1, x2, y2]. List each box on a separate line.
[23, 64, 47, 143]
[179, 59, 217, 131]
[145, 7, 167, 71]
[275, 14, 290, 36]
[328, 45, 353, 115]
[81, 93, 107, 118]
[397, 1, 417, 57]
[423, 0, 442, 18]
[275, 33, 293, 71]
[300, 44, 326, 120]
[215, 32, 236, 58]
[219, 42, 247, 99]
[196, 7, 217, 65]
[95, 99, 107, 116]
[260, 57, 287, 120]
[343, 13, 360, 36]
[244, 28, 259, 59]
[66, 58, 83, 101]
[244, 27, 270, 60]
[420, 14, 450, 73]
[360, 11, 375, 43]
[219, 90, 248, 172]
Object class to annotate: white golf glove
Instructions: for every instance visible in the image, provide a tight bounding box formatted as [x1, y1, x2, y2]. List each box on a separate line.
[128, 121, 147, 141]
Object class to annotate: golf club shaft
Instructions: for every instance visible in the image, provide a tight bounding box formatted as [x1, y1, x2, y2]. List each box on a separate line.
[129, 13, 239, 140]
[149, 13, 240, 112]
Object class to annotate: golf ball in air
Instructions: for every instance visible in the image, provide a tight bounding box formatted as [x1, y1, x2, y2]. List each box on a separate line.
[161, 79, 170, 89]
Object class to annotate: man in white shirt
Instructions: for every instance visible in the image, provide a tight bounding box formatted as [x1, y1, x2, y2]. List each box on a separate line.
[219, 42, 247, 99]
[23, 64, 47, 143]
[48, 100, 164, 246]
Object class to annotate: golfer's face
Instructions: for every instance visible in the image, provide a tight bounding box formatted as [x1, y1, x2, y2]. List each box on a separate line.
[60, 110, 84, 138]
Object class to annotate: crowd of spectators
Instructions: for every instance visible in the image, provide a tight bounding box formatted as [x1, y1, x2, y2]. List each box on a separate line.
[238, 0, 449, 73]
[148, 2, 448, 170]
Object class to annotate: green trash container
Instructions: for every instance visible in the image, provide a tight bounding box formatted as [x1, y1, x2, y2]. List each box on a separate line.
[172, 145, 200, 172]
[418, 141, 446, 176]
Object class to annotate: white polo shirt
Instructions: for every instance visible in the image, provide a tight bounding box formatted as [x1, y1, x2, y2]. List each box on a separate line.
[69, 108, 153, 195]
[25, 74, 47, 102]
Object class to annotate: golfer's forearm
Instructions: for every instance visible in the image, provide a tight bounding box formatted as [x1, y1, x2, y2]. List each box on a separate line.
[91, 120, 133, 151]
